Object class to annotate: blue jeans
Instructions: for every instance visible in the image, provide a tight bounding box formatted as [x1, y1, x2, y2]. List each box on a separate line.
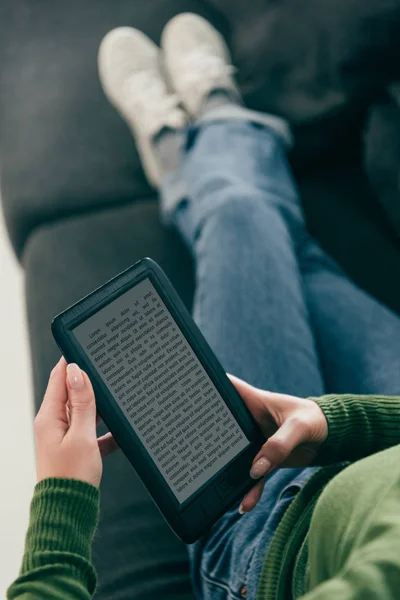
[161, 119, 400, 600]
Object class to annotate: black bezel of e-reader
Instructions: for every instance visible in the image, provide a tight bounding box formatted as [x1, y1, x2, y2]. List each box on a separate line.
[52, 257, 264, 543]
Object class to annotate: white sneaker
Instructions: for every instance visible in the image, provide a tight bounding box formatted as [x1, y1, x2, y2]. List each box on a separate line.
[98, 27, 187, 187]
[161, 13, 240, 117]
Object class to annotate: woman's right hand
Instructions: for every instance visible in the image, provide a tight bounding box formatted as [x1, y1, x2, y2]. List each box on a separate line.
[229, 375, 328, 513]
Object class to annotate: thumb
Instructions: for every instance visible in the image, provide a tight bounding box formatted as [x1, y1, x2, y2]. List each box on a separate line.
[66, 363, 97, 435]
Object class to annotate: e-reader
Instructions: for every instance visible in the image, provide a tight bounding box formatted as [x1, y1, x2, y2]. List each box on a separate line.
[52, 258, 263, 542]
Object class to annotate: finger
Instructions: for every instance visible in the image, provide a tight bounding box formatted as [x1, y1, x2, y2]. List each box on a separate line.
[228, 374, 269, 421]
[97, 432, 119, 458]
[251, 417, 309, 476]
[96, 412, 102, 426]
[239, 478, 265, 513]
[66, 404, 71, 426]
[38, 357, 69, 426]
[66, 364, 97, 436]
[228, 374, 266, 398]
[229, 374, 300, 407]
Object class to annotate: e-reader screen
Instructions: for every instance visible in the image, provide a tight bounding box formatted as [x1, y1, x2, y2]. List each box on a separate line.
[73, 278, 250, 503]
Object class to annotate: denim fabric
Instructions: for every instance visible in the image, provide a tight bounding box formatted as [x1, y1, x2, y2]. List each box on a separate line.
[161, 119, 400, 599]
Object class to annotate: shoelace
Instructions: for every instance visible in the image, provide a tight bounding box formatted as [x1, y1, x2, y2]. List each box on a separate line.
[176, 45, 236, 92]
[125, 70, 181, 130]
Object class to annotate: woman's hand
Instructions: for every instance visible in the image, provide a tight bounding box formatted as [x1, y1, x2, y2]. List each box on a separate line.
[34, 358, 119, 488]
[229, 375, 328, 513]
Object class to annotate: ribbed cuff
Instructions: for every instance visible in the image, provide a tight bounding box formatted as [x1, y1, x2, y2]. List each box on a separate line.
[21, 478, 99, 590]
[311, 394, 400, 464]
[310, 395, 356, 464]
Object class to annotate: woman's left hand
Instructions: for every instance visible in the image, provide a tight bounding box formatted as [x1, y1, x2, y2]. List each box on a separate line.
[34, 358, 119, 488]
[229, 375, 328, 513]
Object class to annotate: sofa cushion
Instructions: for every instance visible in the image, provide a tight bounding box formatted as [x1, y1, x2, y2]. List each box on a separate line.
[23, 201, 194, 401]
[23, 199, 194, 600]
[0, 0, 225, 257]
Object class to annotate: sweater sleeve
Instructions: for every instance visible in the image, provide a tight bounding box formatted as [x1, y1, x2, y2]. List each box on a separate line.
[7, 478, 99, 600]
[311, 395, 400, 464]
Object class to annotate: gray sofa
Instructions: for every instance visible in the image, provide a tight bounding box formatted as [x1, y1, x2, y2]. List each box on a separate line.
[1, 1, 400, 598]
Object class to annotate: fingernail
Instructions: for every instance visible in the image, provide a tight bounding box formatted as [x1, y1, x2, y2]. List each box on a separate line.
[238, 502, 245, 515]
[67, 364, 85, 390]
[250, 457, 271, 479]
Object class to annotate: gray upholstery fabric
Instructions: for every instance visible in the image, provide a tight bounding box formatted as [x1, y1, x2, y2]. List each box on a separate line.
[23, 200, 194, 599]
[210, 0, 400, 118]
[0, 0, 224, 257]
[23, 201, 194, 403]
[365, 89, 400, 240]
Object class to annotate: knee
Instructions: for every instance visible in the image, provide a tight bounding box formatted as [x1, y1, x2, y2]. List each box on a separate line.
[188, 174, 305, 244]
[205, 192, 270, 232]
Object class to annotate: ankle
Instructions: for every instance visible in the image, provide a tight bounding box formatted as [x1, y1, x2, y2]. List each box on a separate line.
[200, 90, 242, 118]
[152, 127, 185, 177]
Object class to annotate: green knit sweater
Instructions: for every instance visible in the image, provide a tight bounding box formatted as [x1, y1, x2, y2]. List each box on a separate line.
[7, 395, 400, 599]
[7, 478, 99, 599]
